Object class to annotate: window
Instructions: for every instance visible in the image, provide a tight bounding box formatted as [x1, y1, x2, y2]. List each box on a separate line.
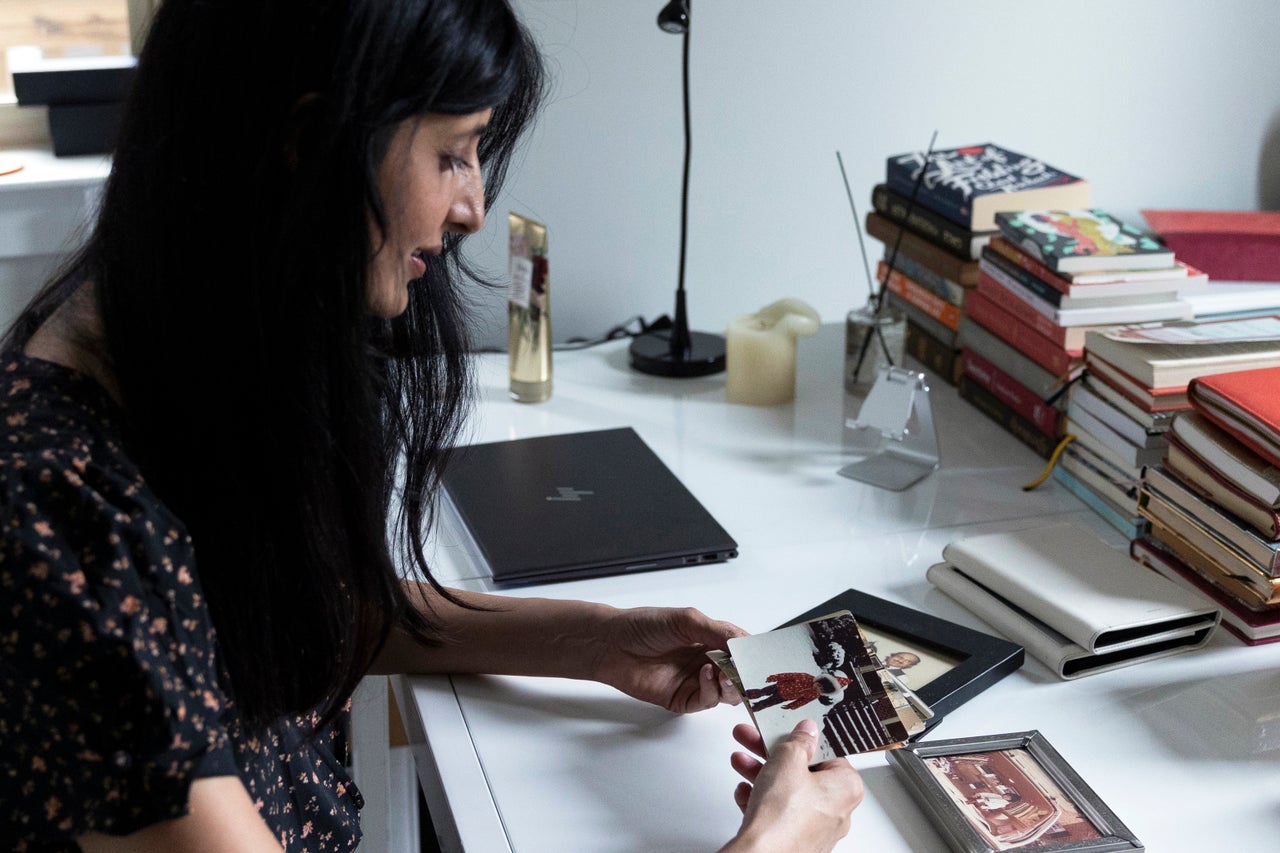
[0, 0, 159, 147]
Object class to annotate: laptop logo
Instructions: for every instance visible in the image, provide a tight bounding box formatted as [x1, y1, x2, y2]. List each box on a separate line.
[546, 487, 594, 502]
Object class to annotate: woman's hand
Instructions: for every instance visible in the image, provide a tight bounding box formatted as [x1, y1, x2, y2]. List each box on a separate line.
[591, 606, 747, 713]
[720, 720, 864, 853]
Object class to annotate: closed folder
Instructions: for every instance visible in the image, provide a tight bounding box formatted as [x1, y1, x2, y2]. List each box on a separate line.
[926, 523, 1220, 679]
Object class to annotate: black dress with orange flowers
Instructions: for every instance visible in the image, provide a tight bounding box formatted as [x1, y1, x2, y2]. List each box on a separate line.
[0, 354, 361, 851]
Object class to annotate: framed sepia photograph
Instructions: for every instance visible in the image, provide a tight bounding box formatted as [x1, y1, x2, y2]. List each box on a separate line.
[888, 731, 1143, 852]
[781, 588, 1024, 726]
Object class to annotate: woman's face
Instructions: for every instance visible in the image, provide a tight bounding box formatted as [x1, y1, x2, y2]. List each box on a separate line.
[367, 109, 492, 318]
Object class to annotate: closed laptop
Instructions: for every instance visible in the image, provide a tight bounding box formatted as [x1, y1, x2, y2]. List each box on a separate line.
[440, 427, 738, 584]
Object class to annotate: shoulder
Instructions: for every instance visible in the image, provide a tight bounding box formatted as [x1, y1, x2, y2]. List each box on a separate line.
[0, 353, 230, 843]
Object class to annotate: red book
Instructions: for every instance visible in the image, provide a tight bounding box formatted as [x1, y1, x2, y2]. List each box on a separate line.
[964, 288, 1082, 377]
[1188, 366, 1280, 469]
[1084, 354, 1190, 413]
[1141, 209, 1280, 282]
[961, 348, 1062, 438]
[975, 268, 1086, 350]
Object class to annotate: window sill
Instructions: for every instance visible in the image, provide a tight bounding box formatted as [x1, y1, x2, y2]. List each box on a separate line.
[0, 145, 110, 192]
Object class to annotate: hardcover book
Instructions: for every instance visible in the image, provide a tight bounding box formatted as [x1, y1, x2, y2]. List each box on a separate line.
[1141, 208, 1280, 283]
[886, 143, 1089, 231]
[995, 210, 1175, 273]
[1168, 411, 1280, 508]
[1145, 515, 1280, 610]
[966, 289, 1083, 377]
[956, 316, 1070, 399]
[1132, 537, 1280, 645]
[1188, 366, 1280, 469]
[981, 243, 1191, 311]
[707, 610, 930, 764]
[1082, 319, 1280, 390]
[1052, 463, 1146, 541]
[865, 211, 981, 286]
[958, 375, 1058, 459]
[961, 348, 1063, 439]
[905, 321, 961, 386]
[988, 236, 1200, 291]
[1165, 434, 1280, 538]
[1143, 465, 1280, 568]
[871, 182, 995, 260]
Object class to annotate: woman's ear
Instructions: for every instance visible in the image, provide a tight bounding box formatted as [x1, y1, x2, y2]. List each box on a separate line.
[285, 92, 326, 171]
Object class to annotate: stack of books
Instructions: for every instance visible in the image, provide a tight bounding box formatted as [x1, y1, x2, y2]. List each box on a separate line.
[979, 210, 1215, 472]
[867, 143, 1091, 387]
[1132, 364, 1280, 645]
[1074, 318, 1280, 540]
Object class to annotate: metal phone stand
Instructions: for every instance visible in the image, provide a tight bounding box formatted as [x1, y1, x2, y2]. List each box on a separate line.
[838, 366, 939, 491]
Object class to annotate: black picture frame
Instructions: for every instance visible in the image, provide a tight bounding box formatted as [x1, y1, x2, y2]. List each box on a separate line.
[887, 730, 1144, 852]
[780, 588, 1023, 729]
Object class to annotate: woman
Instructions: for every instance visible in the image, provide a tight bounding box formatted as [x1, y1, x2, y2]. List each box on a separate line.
[0, 1, 863, 851]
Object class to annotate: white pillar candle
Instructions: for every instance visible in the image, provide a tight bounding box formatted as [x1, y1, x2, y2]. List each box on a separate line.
[725, 298, 821, 406]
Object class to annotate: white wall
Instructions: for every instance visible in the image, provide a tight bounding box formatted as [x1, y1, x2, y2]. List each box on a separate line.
[465, 0, 1280, 348]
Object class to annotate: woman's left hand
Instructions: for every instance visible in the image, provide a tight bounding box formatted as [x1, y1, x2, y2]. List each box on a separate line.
[592, 606, 747, 713]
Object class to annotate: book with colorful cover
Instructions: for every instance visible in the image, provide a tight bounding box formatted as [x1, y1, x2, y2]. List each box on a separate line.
[995, 210, 1175, 273]
[988, 236, 1200, 290]
[1188, 366, 1280, 469]
[886, 143, 1089, 231]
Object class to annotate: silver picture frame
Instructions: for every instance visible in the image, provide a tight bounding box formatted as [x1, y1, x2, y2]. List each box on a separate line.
[887, 730, 1143, 852]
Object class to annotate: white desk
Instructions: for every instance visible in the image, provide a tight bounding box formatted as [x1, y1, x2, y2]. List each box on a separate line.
[394, 324, 1280, 853]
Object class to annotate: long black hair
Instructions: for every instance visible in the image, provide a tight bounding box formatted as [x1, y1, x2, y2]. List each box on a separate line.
[4, 0, 544, 728]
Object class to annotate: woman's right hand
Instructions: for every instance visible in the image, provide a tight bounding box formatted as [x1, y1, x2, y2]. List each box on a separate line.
[719, 720, 864, 853]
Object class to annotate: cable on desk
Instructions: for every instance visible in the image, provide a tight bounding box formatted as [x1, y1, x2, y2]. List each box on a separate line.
[469, 314, 670, 354]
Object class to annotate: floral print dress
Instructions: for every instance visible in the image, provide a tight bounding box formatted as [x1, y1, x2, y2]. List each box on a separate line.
[0, 354, 361, 851]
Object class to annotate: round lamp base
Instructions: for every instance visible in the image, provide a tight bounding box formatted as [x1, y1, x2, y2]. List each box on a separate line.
[629, 330, 726, 377]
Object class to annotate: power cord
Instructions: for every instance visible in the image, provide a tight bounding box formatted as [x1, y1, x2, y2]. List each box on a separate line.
[470, 314, 671, 354]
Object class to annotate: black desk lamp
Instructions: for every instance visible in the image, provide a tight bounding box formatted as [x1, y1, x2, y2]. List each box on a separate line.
[629, 0, 727, 377]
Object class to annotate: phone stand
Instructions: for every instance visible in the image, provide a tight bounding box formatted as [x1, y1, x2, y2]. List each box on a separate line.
[838, 366, 940, 491]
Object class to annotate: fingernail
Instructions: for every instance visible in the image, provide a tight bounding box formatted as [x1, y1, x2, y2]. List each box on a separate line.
[797, 719, 819, 737]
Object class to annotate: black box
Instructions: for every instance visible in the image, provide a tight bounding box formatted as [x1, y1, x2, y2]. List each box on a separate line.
[12, 57, 136, 106]
[47, 102, 125, 157]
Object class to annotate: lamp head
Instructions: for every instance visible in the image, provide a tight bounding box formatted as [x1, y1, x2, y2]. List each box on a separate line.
[657, 0, 689, 34]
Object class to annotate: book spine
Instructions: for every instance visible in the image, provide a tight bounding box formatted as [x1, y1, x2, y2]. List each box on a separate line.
[879, 262, 961, 330]
[871, 183, 981, 260]
[905, 321, 960, 385]
[981, 245, 1063, 307]
[956, 316, 1062, 400]
[988, 237, 1071, 293]
[976, 266, 1077, 346]
[886, 250, 968, 305]
[885, 292, 957, 348]
[1164, 440, 1280, 539]
[865, 212, 980, 286]
[1188, 398, 1280, 471]
[1137, 486, 1280, 580]
[1143, 469, 1280, 572]
[1144, 519, 1280, 607]
[1052, 464, 1146, 541]
[884, 168, 970, 229]
[964, 289, 1079, 376]
[958, 374, 1057, 459]
[962, 348, 1062, 438]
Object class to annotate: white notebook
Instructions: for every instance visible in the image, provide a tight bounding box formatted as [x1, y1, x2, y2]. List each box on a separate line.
[927, 523, 1220, 679]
